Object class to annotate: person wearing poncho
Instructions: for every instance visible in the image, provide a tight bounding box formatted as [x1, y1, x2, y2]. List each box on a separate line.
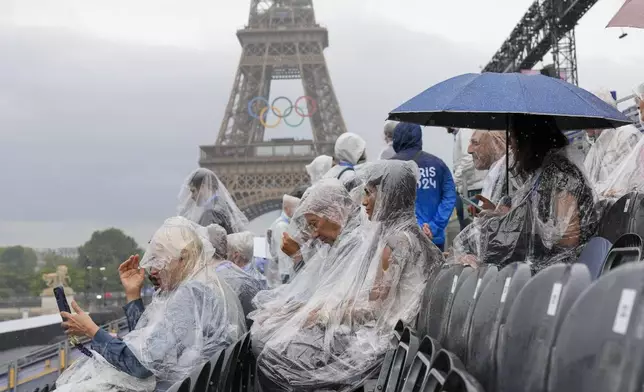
[54, 217, 245, 392]
[256, 160, 443, 391]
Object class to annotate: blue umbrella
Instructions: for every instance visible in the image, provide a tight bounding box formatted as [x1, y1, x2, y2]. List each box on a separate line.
[388, 73, 632, 130]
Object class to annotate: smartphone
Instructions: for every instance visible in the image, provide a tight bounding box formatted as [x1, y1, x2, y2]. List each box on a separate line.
[461, 195, 483, 212]
[55, 286, 93, 357]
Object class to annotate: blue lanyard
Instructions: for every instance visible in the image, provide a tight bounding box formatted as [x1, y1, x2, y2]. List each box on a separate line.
[338, 161, 354, 168]
[279, 213, 290, 224]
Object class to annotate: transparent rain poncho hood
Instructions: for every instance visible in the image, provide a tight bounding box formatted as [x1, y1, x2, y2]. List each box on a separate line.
[177, 168, 249, 233]
[306, 155, 333, 184]
[256, 160, 443, 391]
[249, 179, 366, 351]
[323, 133, 367, 190]
[451, 149, 599, 273]
[55, 217, 246, 392]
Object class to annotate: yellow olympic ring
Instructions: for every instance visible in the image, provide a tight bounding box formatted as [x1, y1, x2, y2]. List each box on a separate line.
[259, 106, 283, 129]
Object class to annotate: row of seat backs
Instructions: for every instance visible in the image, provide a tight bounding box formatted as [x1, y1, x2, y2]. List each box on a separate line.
[577, 233, 643, 280]
[373, 325, 483, 392]
[166, 332, 254, 392]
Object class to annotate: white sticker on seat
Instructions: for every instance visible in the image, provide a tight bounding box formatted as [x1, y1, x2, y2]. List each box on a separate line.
[613, 288, 637, 335]
[547, 283, 563, 316]
[500, 277, 512, 303]
[473, 278, 482, 299]
[450, 275, 459, 294]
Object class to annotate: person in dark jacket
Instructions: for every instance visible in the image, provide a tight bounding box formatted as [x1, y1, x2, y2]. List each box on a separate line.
[391, 122, 457, 251]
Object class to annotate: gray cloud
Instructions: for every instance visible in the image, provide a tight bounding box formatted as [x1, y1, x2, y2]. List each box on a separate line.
[1, 3, 641, 248]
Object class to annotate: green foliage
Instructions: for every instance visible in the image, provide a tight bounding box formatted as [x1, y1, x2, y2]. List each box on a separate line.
[77, 228, 142, 292]
[0, 246, 39, 298]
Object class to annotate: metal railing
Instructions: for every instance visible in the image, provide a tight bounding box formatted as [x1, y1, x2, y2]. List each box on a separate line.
[0, 317, 129, 392]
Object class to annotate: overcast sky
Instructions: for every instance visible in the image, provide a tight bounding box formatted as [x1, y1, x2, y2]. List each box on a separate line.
[0, 0, 642, 248]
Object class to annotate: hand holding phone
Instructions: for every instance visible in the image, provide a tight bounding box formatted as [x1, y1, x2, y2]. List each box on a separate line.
[56, 287, 94, 357]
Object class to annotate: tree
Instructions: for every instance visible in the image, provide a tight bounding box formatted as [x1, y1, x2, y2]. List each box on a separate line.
[77, 228, 143, 292]
[0, 246, 39, 298]
[29, 252, 85, 295]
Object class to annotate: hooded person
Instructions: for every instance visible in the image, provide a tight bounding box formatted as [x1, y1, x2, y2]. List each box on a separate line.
[451, 115, 599, 274]
[323, 132, 367, 191]
[378, 121, 397, 160]
[584, 89, 641, 191]
[202, 224, 267, 323]
[468, 130, 508, 206]
[305, 155, 333, 185]
[255, 160, 443, 391]
[177, 168, 249, 233]
[267, 195, 301, 286]
[228, 230, 268, 285]
[391, 122, 457, 251]
[54, 217, 245, 392]
[250, 178, 366, 354]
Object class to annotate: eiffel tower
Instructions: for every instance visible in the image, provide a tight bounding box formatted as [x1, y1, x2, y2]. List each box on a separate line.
[199, 0, 347, 221]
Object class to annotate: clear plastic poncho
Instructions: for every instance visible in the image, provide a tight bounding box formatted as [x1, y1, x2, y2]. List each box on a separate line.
[306, 155, 333, 184]
[249, 179, 366, 353]
[585, 125, 641, 192]
[177, 168, 249, 233]
[451, 149, 599, 274]
[228, 231, 268, 284]
[55, 217, 246, 392]
[596, 135, 644, 199]
[323, 133, 367, 186]
[256, 160, 444, 391]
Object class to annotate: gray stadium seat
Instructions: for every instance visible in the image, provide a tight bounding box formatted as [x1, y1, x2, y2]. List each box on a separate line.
[466, 262, 532, 391]
[496, 263, 591, 392]
[192, 361, 211, 392]
[441, 368, 484, 392]
[208, 349, 226, 391]
[549, 263, 644, 392]
[399, 336, 442, 392]
[373, 320, 406, 391]
[165, 377, 191, 392]
[423, 264, 474, 343]
[444, 264, 498, 359]
[421, 349, 464, 392]
[598, 192, 644, 243]
[600, 233, 643, 276]
[417, 267, 444, 337]
[384, 327, 420, 392]
[576, 236, 612, 280]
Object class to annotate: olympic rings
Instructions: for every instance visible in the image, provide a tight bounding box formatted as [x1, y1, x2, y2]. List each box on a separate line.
[247, 95, 318, 128]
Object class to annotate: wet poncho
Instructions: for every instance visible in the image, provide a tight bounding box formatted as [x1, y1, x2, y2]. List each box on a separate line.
[306, 155, 333, 184]
[256, 160, 443, 391]
[249, 179, 365, 353]
[452, 150, 598, 273]
[596, 136, 644, 198]
[228, 231, 268, 284]
[55, 217, 246, 392]
[177, 168, 249, 233]
[323, 133, 367, 191]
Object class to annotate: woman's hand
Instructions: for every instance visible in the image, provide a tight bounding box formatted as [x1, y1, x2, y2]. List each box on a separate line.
[281, 233, 301, 257]
[119, 255, 145, 300]
[61, 301, 99, 338]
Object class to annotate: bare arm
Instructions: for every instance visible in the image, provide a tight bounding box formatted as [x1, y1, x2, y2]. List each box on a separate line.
[555, 191, 581, 248]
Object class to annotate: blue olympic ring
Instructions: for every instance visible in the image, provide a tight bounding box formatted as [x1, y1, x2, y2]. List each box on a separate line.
[247, 96, 318, 128]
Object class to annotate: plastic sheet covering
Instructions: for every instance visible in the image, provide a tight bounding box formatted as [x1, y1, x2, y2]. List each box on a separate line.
[228, 231, 268, 283]
[585, 125, 641, 191]
[215, 260, 267, 318]
[250, 179, 365, 352]
[177, 168, 249, 233]
[306, 155, 333, 184]
[596, 136, 644, 199]
[55, 217, 246, 392]
[256, 160, 443, 391]
[451, 150, 598, 273]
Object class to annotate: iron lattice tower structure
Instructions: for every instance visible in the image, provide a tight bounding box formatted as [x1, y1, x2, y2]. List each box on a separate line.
[199, 0, 347, 221]
[483, 0, 598, 85]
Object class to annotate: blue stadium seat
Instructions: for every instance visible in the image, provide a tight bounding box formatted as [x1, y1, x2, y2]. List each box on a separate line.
[423, 264, 474, 343]
[444, 264, 498, 359]
[496, 263, 591, 392]
[466, 262, 532, 391]
[600, 233, 643, 276]
[549, 263, 644, 392]
[576, 236, 613, 280]
[384, 327, 420, 392]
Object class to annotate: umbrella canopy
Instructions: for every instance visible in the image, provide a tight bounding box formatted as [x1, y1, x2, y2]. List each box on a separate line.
[388, 73, 633, 131]
[607, 0, 644, 29]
